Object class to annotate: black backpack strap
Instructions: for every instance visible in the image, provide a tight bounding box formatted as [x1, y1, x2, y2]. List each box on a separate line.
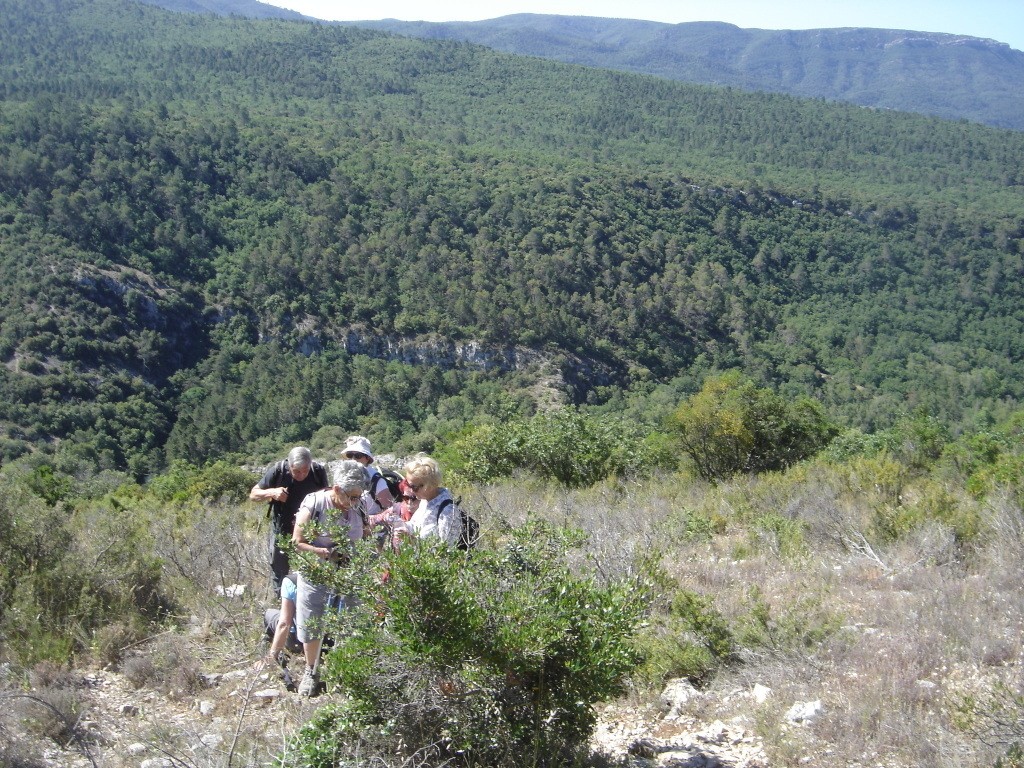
[267, 459, 290, 521]
[313, 462, 329, 489]
[435, 498, 454, 521]
[367, 469, 384, 505]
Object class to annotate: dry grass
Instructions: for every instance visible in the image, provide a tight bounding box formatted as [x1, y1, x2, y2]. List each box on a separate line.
[470, 464, 1024, 767]
[3, 462, 1023, 767]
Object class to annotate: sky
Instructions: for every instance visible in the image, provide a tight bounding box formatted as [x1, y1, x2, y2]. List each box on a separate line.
[263, 0, 1024, 53]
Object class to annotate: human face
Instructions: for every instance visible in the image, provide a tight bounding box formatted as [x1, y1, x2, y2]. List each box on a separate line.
[343, 452, 370, 465]
[290, 463, 311, 482]
[333, 488, 363, 510]
[406, 476, 437, 500]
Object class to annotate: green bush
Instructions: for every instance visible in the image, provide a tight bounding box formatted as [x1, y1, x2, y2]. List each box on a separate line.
[752, 512, 809, 559]
[147, 459, 254, 504]
[0, 466, 175, 667]
[633, 585, 737, 688]
[822, 428, 900, 462]
[946, 412, 1024, 504]
[996, 744, 1024, 768]
[890, 408, 951, 471]
[442, 407, 673, 487]
[287, 522, 648, 767]
[736, 586, 843, 653]
[634, 633, 718, 689]
[667, 372, 837, 481]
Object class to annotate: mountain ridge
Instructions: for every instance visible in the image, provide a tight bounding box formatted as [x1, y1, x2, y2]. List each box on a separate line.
[138, 0, 1024, 129]
[138, 0, 311, 20]
[348, 15, 1024, 130]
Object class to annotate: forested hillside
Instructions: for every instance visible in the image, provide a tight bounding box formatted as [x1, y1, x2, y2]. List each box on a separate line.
[1, 0, 1023, 476]
[336, 16, 1024, 131]
[139, 0, 309, 19]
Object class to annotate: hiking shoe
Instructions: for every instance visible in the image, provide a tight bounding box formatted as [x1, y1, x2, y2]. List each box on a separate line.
[297, 666, 318, 697]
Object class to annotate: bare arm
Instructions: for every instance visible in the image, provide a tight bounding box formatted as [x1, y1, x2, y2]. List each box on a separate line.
[292, 507, 333, 560]
[375, 487, 395, 510]
[266, 599, 296, 660]
[250, 482, 288, 503]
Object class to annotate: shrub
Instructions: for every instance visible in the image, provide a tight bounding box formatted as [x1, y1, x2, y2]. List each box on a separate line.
[956, 681, 1024, 765]
[147, 459, 254, 504]
[120, 635, 203, 700]
[633, 570, 739, 689]
[634, 632, 718, 689]
[736, 586, 843, 654]
[671, 590, 736, 664]
[891, 408, 950, 471]
[286, 522, 648, 767]
[0, 466, 176, 667]
[822, 428, 900, 462]
[667, 372, 837, 481]
[996, 744, 1024, 768]
[751, 512, 809, 560]
[442, 407, 672, 487]
[13, 687, 83, 746]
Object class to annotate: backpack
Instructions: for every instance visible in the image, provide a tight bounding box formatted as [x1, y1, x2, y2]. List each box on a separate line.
[364, 466, 403, 514]
[438, 497, 480, 551]
[376, 468, 403, 505]
[267, 460, 329, 527]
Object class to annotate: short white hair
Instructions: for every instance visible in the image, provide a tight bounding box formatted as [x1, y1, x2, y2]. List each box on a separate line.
[333, 460, 367, 493]
[287, 446, 312, 469]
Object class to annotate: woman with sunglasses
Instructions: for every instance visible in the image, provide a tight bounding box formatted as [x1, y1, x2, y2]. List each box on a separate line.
[392, 454, 462, 548]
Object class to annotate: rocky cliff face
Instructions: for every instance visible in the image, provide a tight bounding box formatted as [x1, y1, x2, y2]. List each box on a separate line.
[272, 322, 617, 401]
[341, 329, 547, 373]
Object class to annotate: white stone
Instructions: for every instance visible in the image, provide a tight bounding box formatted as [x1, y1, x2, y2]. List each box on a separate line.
[198, 700, 215, 716]
[126, 743, 147, 755]
[785, 699, 823, 724]
[215, 583, 247, 598]
[698, 720, 728, 744]
[752, 683, 773, 704]
[660, 678, 702, 719]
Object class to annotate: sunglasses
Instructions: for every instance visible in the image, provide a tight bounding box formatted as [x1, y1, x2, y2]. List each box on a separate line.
[343, 452, 367, 460]
[407, 482, 424, 492]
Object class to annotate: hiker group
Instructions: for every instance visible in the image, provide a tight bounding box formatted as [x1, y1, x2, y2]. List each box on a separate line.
[249, 437, 475, 696]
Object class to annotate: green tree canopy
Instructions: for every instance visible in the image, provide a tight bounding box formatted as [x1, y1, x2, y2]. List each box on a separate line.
[668, 372, 838, 480]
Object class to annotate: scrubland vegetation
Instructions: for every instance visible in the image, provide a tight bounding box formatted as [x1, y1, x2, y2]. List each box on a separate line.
[2, 387, 1023, 767]
[2, 1, 1024, 765]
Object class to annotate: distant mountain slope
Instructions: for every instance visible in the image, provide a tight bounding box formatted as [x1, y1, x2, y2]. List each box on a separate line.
[138, 0, 309, 20]
[351, 15, 1024, 131]
[142, 1, 1024, 129]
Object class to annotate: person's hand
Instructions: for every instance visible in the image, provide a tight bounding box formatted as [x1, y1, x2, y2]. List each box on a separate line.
[253, 652, 276, 670]
[272, 487, 289, 503]
[327, 546, 349, 565]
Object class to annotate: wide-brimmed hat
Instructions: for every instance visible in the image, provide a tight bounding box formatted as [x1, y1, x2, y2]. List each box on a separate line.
[342, 435, 374, 462]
